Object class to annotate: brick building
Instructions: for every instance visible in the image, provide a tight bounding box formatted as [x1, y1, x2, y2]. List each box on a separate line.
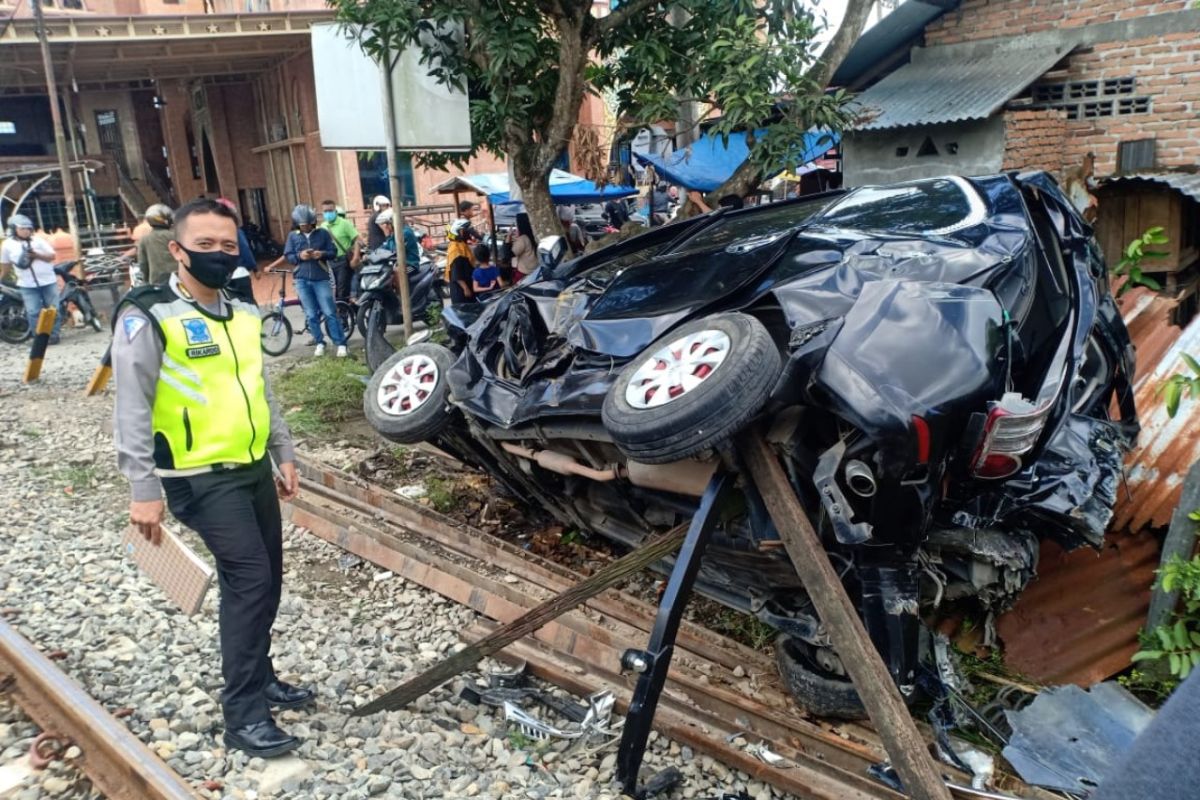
[837, 0, 1200, 185]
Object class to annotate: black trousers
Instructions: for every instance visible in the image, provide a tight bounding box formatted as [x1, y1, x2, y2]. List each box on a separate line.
[163, 459, 282, 728]
[331, 257, 353, 303]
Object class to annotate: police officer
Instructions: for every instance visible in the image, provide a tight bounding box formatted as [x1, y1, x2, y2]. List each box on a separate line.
[112, 198, 311, 758]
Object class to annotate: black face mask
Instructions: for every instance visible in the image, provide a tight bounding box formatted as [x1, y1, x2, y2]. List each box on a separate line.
[178, 244, 237, 289]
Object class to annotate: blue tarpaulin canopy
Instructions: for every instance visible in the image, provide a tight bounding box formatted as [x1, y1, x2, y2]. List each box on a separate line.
[634, 129, 839, 192]
[430, 169, 637, 206]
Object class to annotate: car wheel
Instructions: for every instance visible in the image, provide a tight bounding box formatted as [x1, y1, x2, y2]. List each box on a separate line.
[601, 312, 781, 464]
[364, 343, 455, 443]
[774, 635, 866, 720]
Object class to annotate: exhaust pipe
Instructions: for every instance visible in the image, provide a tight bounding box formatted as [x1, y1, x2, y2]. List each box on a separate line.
[500, 442, 716, 496]
[844, 459, 877, 498]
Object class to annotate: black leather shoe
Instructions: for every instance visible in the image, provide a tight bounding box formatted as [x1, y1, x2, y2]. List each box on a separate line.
[223, 719, 299, 758]
[264, 680, 316, 709]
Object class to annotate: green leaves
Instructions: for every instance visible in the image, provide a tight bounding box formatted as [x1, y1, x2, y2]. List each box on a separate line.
[1158, 356, 1200, 418]
[1113, 226, 1171, 296]
[1137, 553, 1200, 682]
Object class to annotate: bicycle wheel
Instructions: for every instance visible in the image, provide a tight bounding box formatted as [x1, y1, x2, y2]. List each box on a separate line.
[261, 311, 293, 356]
[336, 301, 356, 343]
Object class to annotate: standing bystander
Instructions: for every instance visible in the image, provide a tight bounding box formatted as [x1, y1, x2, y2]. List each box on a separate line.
[283, 204, 348, 358]
[111, 198, 311, 759]
[0, 214, 64, 344]
[319, 199, 361, 305]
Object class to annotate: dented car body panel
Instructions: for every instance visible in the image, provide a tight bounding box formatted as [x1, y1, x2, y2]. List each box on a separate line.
[403, 172, 1138, 707]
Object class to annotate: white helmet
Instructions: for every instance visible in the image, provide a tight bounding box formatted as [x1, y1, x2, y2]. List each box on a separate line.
[372, 195, 391, 211]
[447, 218, 470, 241]
[377, 208, 394, 225]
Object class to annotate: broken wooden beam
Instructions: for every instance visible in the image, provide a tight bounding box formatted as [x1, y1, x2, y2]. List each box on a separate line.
[350, 523, 688, 716]
[739, 431, 953, 800]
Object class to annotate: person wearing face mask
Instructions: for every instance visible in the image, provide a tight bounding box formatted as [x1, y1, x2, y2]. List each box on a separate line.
[319, 199, 360, 306]
[110, 198, 310, 759]
[283, 204, 348, 358]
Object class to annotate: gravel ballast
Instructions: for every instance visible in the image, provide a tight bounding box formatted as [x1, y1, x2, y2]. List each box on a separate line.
[0, 332, 788, 800]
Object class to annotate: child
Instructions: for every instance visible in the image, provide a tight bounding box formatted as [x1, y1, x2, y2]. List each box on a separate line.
[472, 243, 504, 297]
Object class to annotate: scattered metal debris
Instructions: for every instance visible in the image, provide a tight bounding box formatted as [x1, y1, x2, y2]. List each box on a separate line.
[1002, 682, 1154, 795]
[502, 691, 619, 741]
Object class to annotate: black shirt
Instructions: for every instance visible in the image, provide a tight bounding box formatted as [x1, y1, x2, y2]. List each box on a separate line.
[367, 211, 387, 252]
[448, 256, 476, 304]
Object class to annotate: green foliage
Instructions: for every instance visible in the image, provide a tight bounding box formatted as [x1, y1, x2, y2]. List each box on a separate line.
[327, 0, 858, 214]
[425, 301, 449, 346]
[1119, 668, 1179, 704]
[1160, 352, 1200, 418]
[424, 475, 456, 514]
[1112, 226, 1168, 296]
[1133, 527, 1200, 680]
[275, 357, 370, 437]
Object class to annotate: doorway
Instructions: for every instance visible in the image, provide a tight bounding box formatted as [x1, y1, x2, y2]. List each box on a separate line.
[200, 131, 219, 195]
[94, 109, 128, 173]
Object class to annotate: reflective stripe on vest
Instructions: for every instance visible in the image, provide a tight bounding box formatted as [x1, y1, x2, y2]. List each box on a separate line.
[145, 294, 270, 471]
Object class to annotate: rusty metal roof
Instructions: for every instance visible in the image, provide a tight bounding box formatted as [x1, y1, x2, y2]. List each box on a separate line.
[852, 42, 1072, 131]
[1102, 172, 1200, 202]
[1112, 289, 1200, 532]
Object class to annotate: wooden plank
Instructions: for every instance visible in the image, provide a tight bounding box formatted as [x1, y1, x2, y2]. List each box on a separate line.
[739, 432, 952, 800]
[348, 524, 689, 715]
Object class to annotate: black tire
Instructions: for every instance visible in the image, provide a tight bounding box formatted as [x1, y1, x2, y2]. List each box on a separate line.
[775, 635, 867, 720]
[0, 297, 31, 344]
[355, 301, 370, 339]
[601, 312, 781, 464]
[365, 302, 396, 373]
[261, 311, 293, 356]
[364, 342, 455, 443]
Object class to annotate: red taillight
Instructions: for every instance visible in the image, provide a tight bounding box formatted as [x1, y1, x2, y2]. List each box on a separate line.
[911, 415, 931, 464]
[971, 393, 1052, 480]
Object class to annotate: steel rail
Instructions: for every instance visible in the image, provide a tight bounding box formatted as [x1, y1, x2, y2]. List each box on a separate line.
[0, 618, 203, 800]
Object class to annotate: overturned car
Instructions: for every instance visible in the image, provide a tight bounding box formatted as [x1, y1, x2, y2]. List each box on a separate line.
[364, 173, 1139, 717]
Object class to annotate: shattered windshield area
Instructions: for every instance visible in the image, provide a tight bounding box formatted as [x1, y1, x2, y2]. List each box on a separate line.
[819, 176, 985, 236]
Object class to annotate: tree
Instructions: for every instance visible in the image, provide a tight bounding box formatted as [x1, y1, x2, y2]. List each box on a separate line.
[594, 0, 873, 216]
[328, 0, 871, 237]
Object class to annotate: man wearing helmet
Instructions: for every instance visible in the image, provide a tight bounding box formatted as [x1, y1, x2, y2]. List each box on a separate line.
[1, 214, 64, 344]
[367, 195, 391, 252]
[283, 204, 348, 358]
[138, 204, 177, 285]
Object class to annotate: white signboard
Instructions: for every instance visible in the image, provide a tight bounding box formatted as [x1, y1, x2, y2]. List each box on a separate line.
[311, 22, 471, 151]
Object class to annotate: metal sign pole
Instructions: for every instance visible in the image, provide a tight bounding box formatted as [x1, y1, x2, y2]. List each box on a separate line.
[31, 0, 81, 256]
[381, 50, 414, 340]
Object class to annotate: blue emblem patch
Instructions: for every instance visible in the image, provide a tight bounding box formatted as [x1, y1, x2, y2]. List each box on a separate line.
[123, 315, 147, 342]
[181, 318, 212, 345]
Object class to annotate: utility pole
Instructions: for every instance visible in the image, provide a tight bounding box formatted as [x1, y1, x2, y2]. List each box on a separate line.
[32, 0, 81, 255]
[381, 50, 414, 339]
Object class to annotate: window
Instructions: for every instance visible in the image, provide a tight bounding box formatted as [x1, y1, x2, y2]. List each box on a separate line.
[895, 146, 909, 157]
[1029, 76, 1148, 120]
[1117, 139, 1155, 173]
[916, 136, 939, 157]
[820, 176, 986, 236]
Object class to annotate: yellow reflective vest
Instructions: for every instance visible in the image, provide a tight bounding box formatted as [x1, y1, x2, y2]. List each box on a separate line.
[118, 285, 270, 472]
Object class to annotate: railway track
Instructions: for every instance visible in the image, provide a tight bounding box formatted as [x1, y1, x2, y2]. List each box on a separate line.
[0, 617, 202, 800]
[289, 456, 1053, 800]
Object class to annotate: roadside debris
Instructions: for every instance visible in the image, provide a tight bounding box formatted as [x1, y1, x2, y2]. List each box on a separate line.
[1002, 682, 1154, 794]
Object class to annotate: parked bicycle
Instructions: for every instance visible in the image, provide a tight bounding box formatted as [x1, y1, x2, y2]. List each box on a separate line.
[260, 267, 355, 356]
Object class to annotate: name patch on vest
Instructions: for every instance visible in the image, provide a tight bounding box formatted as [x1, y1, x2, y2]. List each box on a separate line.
[181, 318, 213, 345]
[186, 344, 221, 359]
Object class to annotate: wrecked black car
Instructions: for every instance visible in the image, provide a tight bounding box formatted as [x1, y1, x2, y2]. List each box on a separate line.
[363, 172, 1139, 718]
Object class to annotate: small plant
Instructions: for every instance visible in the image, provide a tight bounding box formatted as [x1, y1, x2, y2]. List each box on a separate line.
[424, 476, 455, 514]
[1132, 530, 1200, 679]
[1161, 353, 1200, 418]
[275, 358, 370, 437]
[1112, 226, 1169, 296]
[425, 302, 450, 346]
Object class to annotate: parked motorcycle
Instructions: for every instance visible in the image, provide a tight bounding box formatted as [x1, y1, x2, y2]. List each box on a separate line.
[364, 173, 1139, 718]
[242, 222, 283, 260]
[55, 261, 103, 332]
[0, 282, 30, 344]
[356, 248, 445, 373]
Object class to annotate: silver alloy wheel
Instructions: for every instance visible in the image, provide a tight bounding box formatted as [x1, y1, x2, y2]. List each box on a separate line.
[377, 353, 439, 416]
[624, 329, 732, 409]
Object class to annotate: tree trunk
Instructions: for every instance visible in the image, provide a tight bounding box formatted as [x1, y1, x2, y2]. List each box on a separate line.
[519, 170, 560, 241]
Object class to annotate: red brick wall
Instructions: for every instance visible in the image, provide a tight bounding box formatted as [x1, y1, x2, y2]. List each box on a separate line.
[925, 0, 1190, 46]
[1002, 109, 1068, 176]
[1059, 33, 1200, 175]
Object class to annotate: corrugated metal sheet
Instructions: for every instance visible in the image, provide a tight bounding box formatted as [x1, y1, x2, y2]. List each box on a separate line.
[1112, 291, 1200, 531]
[998, 288, 1200, 684]
[1102, 172, 1200, 202]
[852, 43, 1072, 131]
[997, 530, 1160, 686]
